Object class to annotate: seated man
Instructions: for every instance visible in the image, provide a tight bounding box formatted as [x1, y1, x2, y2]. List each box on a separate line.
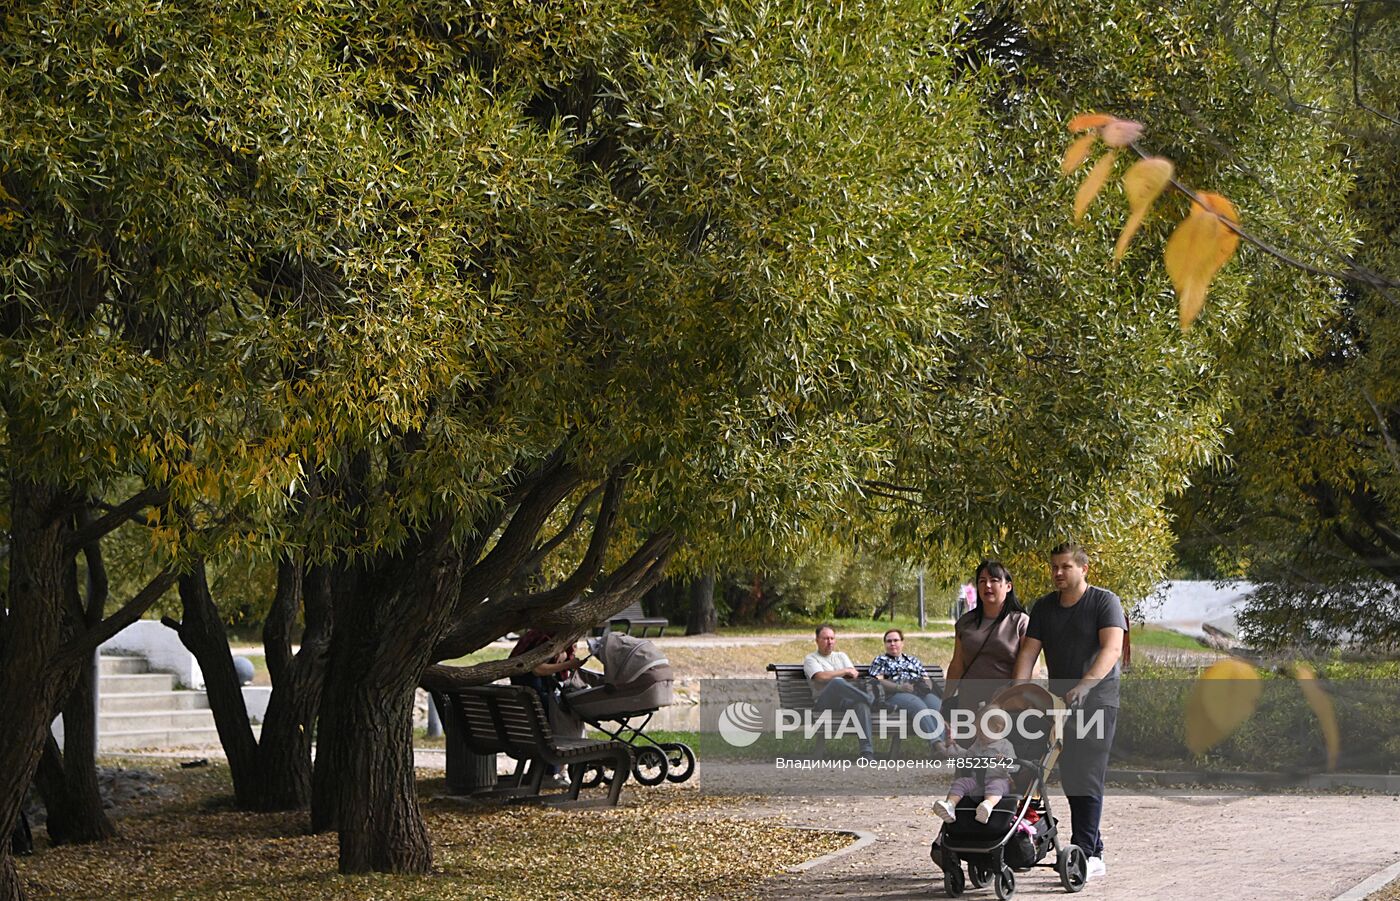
[868, 628, 944, 749]
[803, 623, 876, 760]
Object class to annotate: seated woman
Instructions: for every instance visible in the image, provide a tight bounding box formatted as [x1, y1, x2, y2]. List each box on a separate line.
[508, 628, 586, 784]
[868, 628, 943, 747]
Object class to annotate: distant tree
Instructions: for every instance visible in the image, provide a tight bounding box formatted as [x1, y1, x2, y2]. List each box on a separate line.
[1166, 2, 1400, 647]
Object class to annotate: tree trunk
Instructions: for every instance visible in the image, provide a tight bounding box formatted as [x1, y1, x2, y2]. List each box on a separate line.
[257, 562, 334, 810]
[313, 598, 433, 871]
[37, 534, 116, 846]
[34, 663, 114, 844]
[312, 529, 462, 873]
[0, 480, 81, 901]
[319, 663, 430, 873]
[685, 571, 717, 635]
[171, 563, 262, 808]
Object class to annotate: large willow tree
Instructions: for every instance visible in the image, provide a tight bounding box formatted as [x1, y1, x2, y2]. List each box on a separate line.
[0, 0, 1357, 892]
[1, 0, 985, 887]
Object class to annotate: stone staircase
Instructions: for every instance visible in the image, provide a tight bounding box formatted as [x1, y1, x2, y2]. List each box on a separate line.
[99, 654, 220, 751]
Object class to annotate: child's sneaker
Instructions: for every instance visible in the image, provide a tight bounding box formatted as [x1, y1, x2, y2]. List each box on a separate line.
[975, 799, 995, 823]
[933, 800, 956, 823]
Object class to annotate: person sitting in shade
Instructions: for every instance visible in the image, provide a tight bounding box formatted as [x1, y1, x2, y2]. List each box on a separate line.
[803, 623, 876, 760]
[867, 628, 944, 748]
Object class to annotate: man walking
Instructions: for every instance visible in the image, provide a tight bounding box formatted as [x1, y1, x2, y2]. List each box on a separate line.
[1013, 543, 1125, 881]
[804, 624, 876, 760]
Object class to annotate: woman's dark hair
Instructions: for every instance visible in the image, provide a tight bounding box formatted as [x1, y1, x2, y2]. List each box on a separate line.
[972, 559, 1026, 626]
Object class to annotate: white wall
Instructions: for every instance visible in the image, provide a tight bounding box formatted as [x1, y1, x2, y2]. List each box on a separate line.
[1141, 580, 1257, 638]
[99, 620, 204, 689]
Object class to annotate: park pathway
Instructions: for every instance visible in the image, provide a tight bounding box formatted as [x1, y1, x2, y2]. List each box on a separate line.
[743, 789, 1400, 900]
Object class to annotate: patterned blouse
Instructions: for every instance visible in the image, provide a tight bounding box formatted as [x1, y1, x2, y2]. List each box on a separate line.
[867, 652, 927, 684]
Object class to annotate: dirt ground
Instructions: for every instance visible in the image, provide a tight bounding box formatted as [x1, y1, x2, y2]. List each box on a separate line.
[727, 788, 1400, 901]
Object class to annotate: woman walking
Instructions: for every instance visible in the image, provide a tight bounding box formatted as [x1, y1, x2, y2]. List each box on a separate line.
[940, 560, 1029, 744]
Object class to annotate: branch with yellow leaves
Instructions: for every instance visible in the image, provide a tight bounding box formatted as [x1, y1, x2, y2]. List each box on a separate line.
[1062, 112, 1400, 329]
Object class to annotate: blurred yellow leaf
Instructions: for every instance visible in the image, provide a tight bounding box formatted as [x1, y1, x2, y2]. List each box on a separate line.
[1101, 118, 1144, 147]
[1185, 657, 1261, 754]
[1073, 150, 1118, 221]
[1061, 134, 1098, 174]
[1068, 112, 1113, 132]
[1114, 157, 1174, 261]
[1164, 192, 1240, 329]
[1291, 663, 1340, 770]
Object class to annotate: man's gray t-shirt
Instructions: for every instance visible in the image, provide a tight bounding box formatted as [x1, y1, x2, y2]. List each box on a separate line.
[1026, 586, 1127, 708]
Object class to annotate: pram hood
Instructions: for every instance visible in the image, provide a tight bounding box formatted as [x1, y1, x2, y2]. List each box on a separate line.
[586, 632, 672, 686]
[566, 632, 674, 719]
[986, 682, 1066, 770]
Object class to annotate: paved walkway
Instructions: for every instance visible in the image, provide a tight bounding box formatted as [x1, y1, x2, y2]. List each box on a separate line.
[739, 790, 1400, 900]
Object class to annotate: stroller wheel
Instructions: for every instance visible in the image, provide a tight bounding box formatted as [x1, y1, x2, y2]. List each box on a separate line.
[994, 865, 1015, 900]
[968, 862, 991, 888]
[632, 746, 670, 786]
[942, 865, 965, 898]
[1057, 845, 1087, 893]
[661, 742, 696, 783]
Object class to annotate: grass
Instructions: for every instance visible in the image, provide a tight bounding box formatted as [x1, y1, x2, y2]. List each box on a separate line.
[714, 615, 955, 637]
[1129, 624, 1212, 651]
[660, 635, 957, 677]
[16, 759, 848, 901]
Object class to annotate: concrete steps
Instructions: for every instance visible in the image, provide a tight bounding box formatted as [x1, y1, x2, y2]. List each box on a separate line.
[98, 654, 219, 751]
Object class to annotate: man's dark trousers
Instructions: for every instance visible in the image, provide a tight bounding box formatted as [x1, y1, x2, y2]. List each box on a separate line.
[1059, 705, 1118, 857]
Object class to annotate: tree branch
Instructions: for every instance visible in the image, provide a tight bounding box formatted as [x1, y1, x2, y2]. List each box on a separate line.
[420, 639, 572, 693]
[1126, 141, 1400, 303]
[436, 472, 628, 658]
[51, 567, 180, 671]
[458, 455, 582, 602]
[66, 486, 170, 552]
[515, 482, 606, 580]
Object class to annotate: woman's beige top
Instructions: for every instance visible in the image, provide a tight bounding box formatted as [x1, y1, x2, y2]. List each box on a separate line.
[952, 607, 1029, 710]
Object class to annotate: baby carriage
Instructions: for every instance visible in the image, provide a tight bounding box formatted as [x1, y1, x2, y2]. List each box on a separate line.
[930, 683, 1088, 899]
[560, 631, 696, 786]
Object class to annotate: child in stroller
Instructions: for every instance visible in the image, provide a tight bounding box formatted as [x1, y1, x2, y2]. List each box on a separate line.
[933, 704, 1017, 825]
[560, 631, 696, 786]
[931, 683, 1089, 900]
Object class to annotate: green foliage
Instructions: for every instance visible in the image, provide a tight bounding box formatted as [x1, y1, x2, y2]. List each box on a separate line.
[846, 0, 1353, 606]
[0, 0, 1363, 628]
[1169, 6, 1400, 649]
[1118, 663, 1400, 774]
[0, 0, 992, 580]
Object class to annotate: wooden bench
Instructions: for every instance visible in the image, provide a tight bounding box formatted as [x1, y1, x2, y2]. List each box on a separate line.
[432, 684, 633, 807]
[592, 600, 669, 638]
[766, 662, 946, 755]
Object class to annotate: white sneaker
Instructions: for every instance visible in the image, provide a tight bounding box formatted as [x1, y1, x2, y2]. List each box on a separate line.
[975, 799, 994, 823]
[1086, 856, 1106, 879]
[933, 799, 956, 823]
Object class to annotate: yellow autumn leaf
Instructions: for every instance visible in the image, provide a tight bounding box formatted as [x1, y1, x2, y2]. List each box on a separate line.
[1101, 118, 1144, 148]
[1164, 191, 1241, 329]
[1068, 112, 1113, 132]
[1291, 663, 1340, 770]
[1114, 157, 1174, 260]
[1061, 134, 1098, 174]
[1073, 150, 1118, 221]
[1185, 657, 1261, 754]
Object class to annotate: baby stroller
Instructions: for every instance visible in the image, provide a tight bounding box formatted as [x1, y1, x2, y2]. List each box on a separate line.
[930, 683, 1088, 899]
[560, 631, 696, 786]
